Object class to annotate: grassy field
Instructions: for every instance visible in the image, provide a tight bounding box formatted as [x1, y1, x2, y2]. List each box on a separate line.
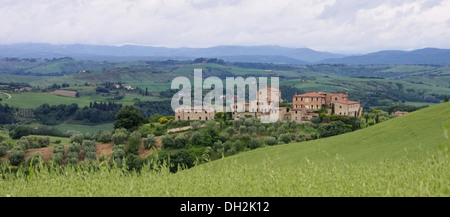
[0, 130, 70, 147]
[1, 92, 92, 108]
[54, 123, 114, 134]
[0, 103, 449, 197]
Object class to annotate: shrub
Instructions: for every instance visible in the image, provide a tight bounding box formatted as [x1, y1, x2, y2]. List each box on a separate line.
[51, 145, 65, 165]
[125, 154, 144, 171]
[26, 153, 43, 166]
[190, 131, 202, 146]
[8, 148, 25, 166]
[156, 149, 196, 173]
[161, 134, 174, 149]
[9, 125, 31, 139]
[296, 134, 306, 142]
[14, 139, 29, 151]
[264, 136, 278, 146]
[190, 121, 201, 131]
[70, 134, 84, 144]
[83, 140, 97, 148]
[225, 146, 237, 157]
[51, 153, 64, 165]
[258, 126, 266, 135]
[226, 127, 235, 136]
[248, 126, 257, 134]
[143, 134, 157, 150]
[67, 151, 79, 165]
[218, 132, 229, 143]
[114, 128, 128, 135]
[0, 141, 9, 157]
[68, 142, 81, 153]
[250, 136, 260, 149]
[212, 140, 224, 157]
[97, 132, 112, 143]
[84, 151, 97, 162]
[36, 137, 50, 148]
[311, 116, 322, 124]
[239, 125, 247, 134]
[279, 133, 292, 144]
[53, 140, 61, 144]
[317, 121, 352, 138]
[173, 136, 188, 149]
[112, 145, 126, 165]
[125, 131, 141, 155]
[267, 126, 275, 134]
[112, 132, 127, 145]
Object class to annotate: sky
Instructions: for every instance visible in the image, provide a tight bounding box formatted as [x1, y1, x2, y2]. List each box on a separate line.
[1, 0, 450, 54]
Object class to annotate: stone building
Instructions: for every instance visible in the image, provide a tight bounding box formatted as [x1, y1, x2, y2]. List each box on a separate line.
[174, 89, 362, 122]
[292, 91, 362, 118]
[174, 105, 215, 121]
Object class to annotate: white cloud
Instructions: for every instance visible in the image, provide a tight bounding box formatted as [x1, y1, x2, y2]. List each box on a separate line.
[0, 0, 449, 53]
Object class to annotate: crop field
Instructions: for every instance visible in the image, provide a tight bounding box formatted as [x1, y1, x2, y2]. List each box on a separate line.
[1, 93, 92, 108]
[54, 123, 114, 134]
[0, 149, 447, 197]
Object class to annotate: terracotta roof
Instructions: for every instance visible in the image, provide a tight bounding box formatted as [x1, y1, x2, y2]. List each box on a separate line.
[295, 92, 327, 97]
[334, 100, 359, 105]
[175, 105, 215, 111]
[395, 111, 409, 114]
[329, 93, 347, 97]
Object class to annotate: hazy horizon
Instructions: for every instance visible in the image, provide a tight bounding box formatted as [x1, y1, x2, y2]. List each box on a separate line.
[1, 0, 449, 54]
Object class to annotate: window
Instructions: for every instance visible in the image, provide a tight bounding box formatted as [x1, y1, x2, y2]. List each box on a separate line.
[188, 117, 190, 120]
[178, 116, 180, 120]
[205, 111, 207, 114]
[335, 97, 337, 100]
[199, 117, 201, 120]
[206, 117, 208, 120]
[340, 106, 342, 108]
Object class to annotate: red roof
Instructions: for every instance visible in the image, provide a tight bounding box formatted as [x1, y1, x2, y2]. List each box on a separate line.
[334, 100, 359, 105]
[295, 92, 327, 97]
[395, 111, 409, 114]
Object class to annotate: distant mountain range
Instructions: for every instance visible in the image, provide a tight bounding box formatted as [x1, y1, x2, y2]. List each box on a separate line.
[0, 43, 449, 65]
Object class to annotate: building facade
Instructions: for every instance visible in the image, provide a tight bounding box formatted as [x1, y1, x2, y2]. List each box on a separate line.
[175, 89, 362, 122]
[174, 105, 215, 121]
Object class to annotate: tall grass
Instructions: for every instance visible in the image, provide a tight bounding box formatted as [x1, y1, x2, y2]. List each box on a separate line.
[0, 147, 448, 197]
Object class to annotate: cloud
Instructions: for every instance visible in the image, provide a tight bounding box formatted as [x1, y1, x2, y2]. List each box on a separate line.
[0, 0, 449, 53]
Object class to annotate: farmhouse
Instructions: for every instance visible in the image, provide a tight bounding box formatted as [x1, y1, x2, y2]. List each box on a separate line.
[175, 105, 215, 121]
[175, 89, 362, 122]
[394, 111, 409, 116]
[293, 91, 363, 118]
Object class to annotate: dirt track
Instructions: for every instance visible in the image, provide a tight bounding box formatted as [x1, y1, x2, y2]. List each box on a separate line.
[0, 92, 12, 99]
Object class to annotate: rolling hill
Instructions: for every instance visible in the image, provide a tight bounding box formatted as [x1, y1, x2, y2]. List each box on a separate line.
[0, 43, 344, 63]
[321, 48, 450, 65]
[214, 101, 450, 166]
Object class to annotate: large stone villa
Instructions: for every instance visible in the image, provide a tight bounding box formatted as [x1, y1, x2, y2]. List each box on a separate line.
[175, 88, 363, 122]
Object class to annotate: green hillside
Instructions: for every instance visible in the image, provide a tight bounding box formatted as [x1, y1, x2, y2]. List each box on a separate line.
[1, 102, 449, 197]
[220, 101, 450, 166]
